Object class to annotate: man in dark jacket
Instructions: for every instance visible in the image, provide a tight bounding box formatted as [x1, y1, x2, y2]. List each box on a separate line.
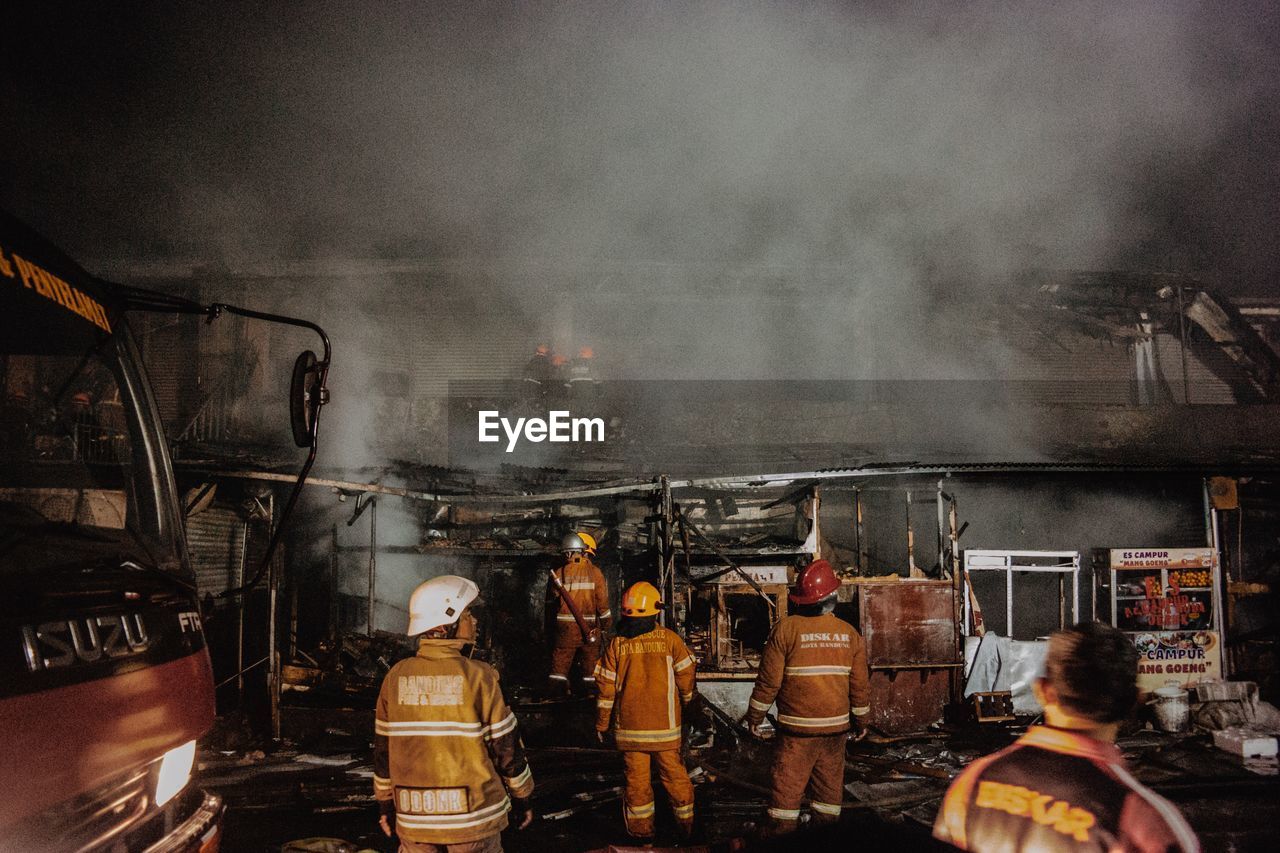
[934, 621, 1199, 853]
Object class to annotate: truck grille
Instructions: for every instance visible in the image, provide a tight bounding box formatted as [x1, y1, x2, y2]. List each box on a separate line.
[13, 762, 154, 852]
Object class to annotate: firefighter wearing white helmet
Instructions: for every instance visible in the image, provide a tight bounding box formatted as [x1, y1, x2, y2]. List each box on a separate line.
[375, 575, 534, 850]
[547, 531, 611, 696]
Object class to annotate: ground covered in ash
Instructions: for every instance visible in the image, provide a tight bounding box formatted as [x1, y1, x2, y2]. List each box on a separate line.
[206, 695, 1280, 852]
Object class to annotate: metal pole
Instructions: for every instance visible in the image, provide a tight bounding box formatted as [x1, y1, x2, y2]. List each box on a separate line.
[947, 496, 964, 704]
[811, 487, 821, 559]
[289, 554, 298, 664]
[659, 476, 673, 627]
[329, 524, 339, 646]
[1205, 479, 1226, 675]
[368, 499, 378, 637]
[1005, 560, 1014, 639]
[1176, 286, 1191, 405]
[1203, 478, 1215, 548]
[267, 493, 280, 741]
[936, 482, 947, 576]
[237, 520, 249, 703]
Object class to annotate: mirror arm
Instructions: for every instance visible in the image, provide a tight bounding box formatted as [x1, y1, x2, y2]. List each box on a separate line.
[205, 302, 331, 371]
[114, 283, 331, 600]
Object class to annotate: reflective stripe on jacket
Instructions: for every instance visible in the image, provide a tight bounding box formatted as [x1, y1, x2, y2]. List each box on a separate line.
[934, 726, 1200, 852]
[745, 613, 870, 735]
[595, 626, 696, 752]
[549, 555, 611, 647]
[374, 639, 534, 845]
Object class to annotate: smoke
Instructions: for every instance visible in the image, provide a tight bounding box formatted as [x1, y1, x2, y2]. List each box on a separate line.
[3, 0, 1277, 468]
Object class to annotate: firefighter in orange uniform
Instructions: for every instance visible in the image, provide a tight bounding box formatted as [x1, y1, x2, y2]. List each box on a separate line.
[547, 531, 611, 695]
[934, 622, 1199, 852]
[743, 559, 870, 835]
[594, 582, 698, 840]
[375, 575, 534, 853]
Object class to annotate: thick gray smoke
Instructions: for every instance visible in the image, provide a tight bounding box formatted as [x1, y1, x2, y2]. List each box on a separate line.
[3, 1, 1277, 468]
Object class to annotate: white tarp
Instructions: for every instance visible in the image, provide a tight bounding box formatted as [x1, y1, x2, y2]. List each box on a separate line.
[964, 634, 1050, 716]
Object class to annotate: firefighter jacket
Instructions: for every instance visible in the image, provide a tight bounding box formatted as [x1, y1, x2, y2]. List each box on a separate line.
[549, 554, 611, 648]
[934, 726, 1199, 852]
[745, 613, 871, 736]
[374, 638, 534, 845]
[595, 626, 697, 752]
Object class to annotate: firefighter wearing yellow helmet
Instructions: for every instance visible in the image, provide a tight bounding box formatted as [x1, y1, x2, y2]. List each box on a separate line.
[374, 575, 534, 849]
[594, 582, 697, 840]
[547, 531, 611, 695]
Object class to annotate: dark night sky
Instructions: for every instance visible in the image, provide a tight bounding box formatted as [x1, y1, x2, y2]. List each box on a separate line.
[2, 1, 1279, 294]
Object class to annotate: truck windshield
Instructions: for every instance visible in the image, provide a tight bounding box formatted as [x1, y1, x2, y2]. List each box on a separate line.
[0, 328, 184, 574]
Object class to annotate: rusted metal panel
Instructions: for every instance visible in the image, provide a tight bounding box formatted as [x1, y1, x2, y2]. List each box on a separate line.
[867, 668, 951, 733]
[856, 580, 961, 732]
[858, 580, 958, 666]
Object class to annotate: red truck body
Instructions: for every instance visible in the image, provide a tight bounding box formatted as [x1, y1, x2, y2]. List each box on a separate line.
[0, 212, 223, 851]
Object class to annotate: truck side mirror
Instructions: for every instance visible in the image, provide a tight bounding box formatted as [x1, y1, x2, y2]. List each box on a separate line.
[289, 350, 322, 448]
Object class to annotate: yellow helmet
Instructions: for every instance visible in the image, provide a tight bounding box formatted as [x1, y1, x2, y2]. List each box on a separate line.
[578, 531, 598, 555]
[622, 581, 661, 617]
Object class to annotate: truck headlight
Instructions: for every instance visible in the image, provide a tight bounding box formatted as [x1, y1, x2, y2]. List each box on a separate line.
[155, 740, 197, 807]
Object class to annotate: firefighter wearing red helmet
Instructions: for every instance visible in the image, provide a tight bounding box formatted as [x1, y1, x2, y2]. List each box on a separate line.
[742, 559, 871, 836]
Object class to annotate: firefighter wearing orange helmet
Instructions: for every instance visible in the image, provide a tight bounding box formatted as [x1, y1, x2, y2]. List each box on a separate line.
[547, 531, 611, 695]
[742, 559, 870, 836]
[594, 581, 698, 841]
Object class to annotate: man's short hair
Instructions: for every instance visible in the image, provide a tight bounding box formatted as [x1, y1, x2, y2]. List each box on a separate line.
[1043, 621, 1138, 723]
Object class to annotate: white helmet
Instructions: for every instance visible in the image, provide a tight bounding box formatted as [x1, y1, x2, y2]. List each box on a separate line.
[561, 532, 587, 553]
[407, 575, 480, 636]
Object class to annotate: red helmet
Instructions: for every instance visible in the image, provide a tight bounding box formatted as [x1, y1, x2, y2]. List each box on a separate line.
[790, 559, 839, 605]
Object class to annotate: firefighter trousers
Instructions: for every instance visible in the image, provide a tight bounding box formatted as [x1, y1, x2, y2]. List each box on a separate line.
[549, 643, 600, 693]
[621, 749, 695, 838]
[398, 833, 502, 853]
[765, 733, 846, 834]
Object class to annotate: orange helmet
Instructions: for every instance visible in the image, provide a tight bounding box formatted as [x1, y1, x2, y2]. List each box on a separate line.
[551, 354, 568, 367]
[621, 582, 661, 617]
[578, 346, 595, 359]
[535, 344, 550, 356]
[790, 559, 840, 605]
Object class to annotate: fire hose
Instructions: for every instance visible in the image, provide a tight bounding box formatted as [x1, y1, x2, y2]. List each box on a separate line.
[549, 567, 599, 645]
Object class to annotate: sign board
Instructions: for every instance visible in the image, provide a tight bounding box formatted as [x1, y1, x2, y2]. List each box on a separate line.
[1109, 548, 1215, 570]
[709, 565, 789, 585]
[1133, 630, 1222, 692]
[1109, 547, 1223, 691]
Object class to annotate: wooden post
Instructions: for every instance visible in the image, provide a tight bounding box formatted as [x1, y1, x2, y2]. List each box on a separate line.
[855, 488, 868, 575]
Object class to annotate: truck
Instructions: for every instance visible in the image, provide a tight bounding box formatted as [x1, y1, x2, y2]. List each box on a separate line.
[0, 211, 329, 851]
